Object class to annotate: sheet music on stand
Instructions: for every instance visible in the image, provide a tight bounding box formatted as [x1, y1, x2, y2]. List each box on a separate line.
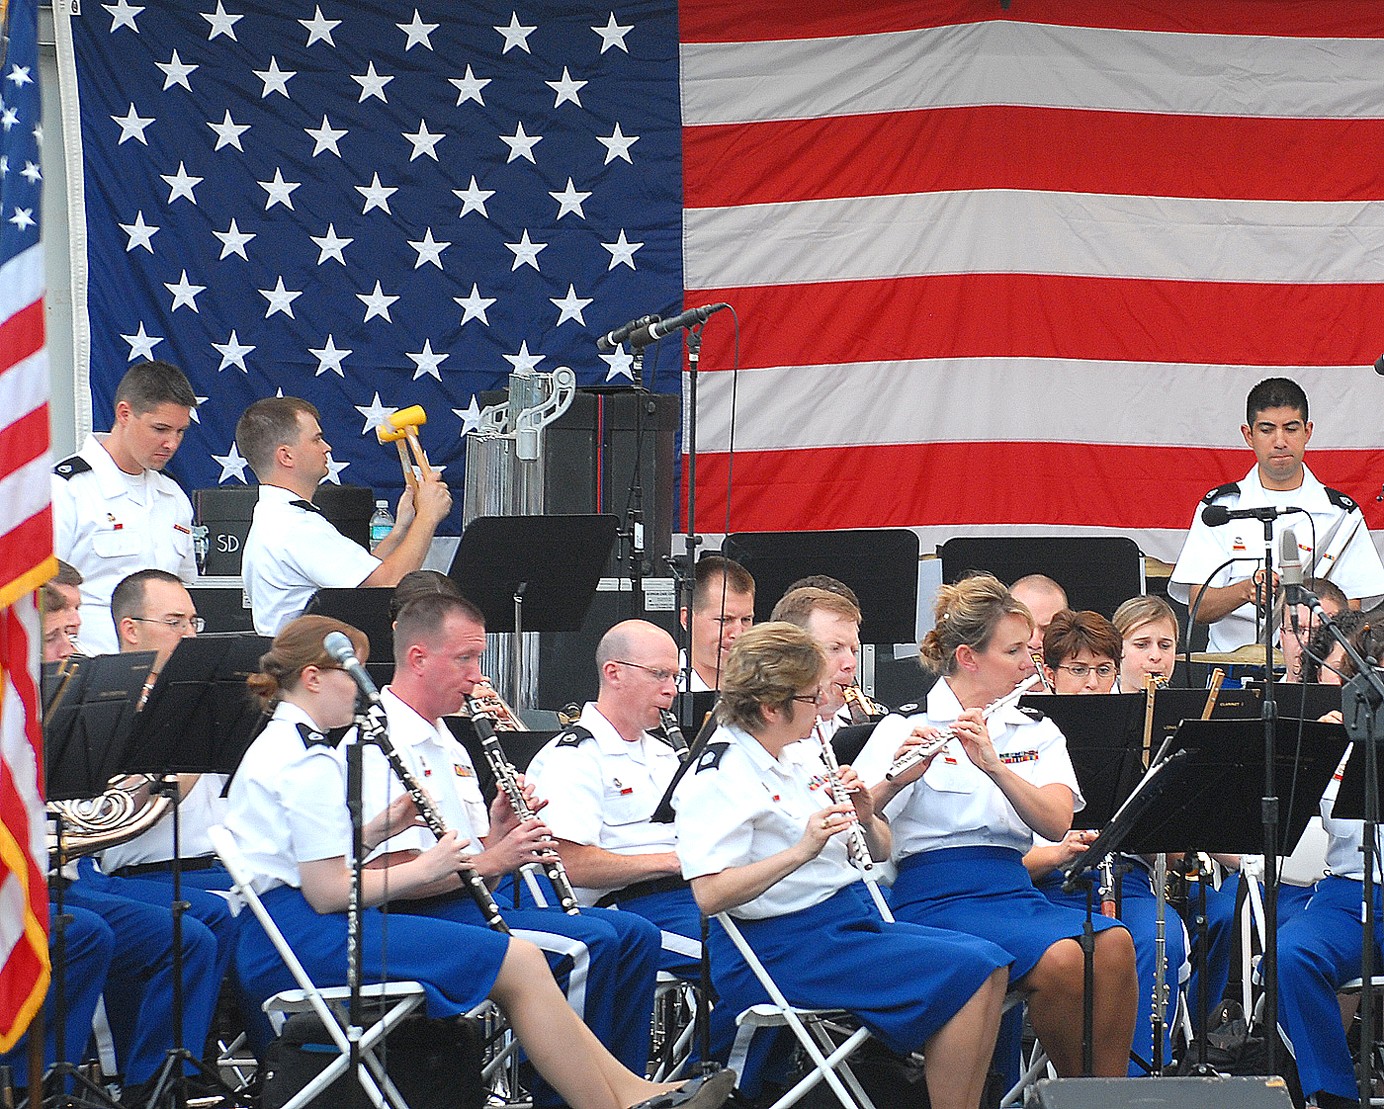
[44, 651, 157, 803]
[1022, 692, 1146, 829]
[125, 633, 273, 777]
[1148, 686, 1261, 762]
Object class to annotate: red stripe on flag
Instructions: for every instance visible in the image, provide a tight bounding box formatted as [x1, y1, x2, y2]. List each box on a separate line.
[682, 0, 1384, 42]
[0, 602, 50, 1052]
[0, 301, 45, 376]
[685, 107, 1384, 209]
[686, 274, 1384, 370]
[690, 444, 1384, 534]
[0, 406, 50, 480]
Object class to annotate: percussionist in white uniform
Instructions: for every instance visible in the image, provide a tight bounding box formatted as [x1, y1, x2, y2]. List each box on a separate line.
[53, 360, 199, 654]
[235, 396, 451, 634]
[1169, 377, 1384, 653]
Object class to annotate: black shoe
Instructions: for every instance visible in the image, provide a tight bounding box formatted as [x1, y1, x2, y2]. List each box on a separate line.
[630, 1069, 736, 1109]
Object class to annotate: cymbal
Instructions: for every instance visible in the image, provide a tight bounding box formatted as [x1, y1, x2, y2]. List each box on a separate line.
[1189, 646, 1285, 667]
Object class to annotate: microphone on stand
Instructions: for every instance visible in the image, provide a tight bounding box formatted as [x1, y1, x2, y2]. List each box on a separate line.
[626, 304, 730, 348]
[324, 631, 381, 705]
[596, 314, 659, 353]
[1202, 504, 1300, 527]
[1279, 527, 1305, 636]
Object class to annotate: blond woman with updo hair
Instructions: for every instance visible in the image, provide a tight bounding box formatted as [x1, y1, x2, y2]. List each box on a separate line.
[226, 615, 735, 1109]
[854, 574, 1138, 1077]
[673, 622, 1010, 1109]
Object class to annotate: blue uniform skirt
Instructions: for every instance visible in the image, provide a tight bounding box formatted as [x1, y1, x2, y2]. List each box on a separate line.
[891, 846, 1126, 982]
[236, 886, 510, 1019]
[710, 883, 1010, 1057]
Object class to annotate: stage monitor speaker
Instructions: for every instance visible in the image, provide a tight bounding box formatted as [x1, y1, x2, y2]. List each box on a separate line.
[481, 387, 678, 578]
[193, 485, 373, 576]
[1025, 1076, 1293, 1108]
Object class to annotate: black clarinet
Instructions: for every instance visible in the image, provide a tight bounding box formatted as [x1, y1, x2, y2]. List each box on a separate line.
[466, 703, 581, 915]
[360, 707, 511, 934]
[658, 709, 691, 760]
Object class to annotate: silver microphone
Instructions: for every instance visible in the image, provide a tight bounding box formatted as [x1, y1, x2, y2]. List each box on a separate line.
[323, 631, 381, 705]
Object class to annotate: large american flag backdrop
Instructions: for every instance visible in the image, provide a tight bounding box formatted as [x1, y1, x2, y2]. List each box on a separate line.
[57, 0, 1384, 563]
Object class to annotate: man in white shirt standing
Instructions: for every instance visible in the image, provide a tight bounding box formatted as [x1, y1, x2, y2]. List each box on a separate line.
[1169, 377, 1384, 653]
[235, 396, 451, 634]
[53, 361, 199, 654]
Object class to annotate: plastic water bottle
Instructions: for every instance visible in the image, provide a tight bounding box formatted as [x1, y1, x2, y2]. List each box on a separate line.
[368, 499, 394, 551]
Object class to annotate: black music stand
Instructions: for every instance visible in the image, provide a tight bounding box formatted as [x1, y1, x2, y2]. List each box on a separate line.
[721, 528, 919, 645]
[118, 635, 268, 1109]
[673, 691, 718, 735]
[449, 514, 619, 711]
[1123, 717, 1345, 855]
[938, 535, 1143, 618]
[1022, 693, 1147, 830]
[45, 653, 155, 804]
[1148, 687, 1261, 762]
[41, 653, 154, 1109]
[307, 588, 395, 687]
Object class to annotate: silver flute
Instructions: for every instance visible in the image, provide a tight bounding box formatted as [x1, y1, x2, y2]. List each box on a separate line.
[466, 699, 581, 916]
[813, 719, 877, 879]
[884, 674, 1043, 781]
[360, 706, 511, 934]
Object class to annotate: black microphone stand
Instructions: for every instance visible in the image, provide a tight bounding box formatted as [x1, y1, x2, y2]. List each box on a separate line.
[1288, 586, 1384, 1109]
[625, 347, 648, 622]
[345, 709, 367, 1088]
[673, 327, 704, 728]
[1253, 514, 1282, 1078]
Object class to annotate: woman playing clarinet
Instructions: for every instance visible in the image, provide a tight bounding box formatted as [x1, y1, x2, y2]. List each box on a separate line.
[227, 614, 734, 1109]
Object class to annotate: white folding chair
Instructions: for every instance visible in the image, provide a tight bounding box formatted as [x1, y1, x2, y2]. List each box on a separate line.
[207, 824, 426, 1109]
[715, 912, 882, 1109]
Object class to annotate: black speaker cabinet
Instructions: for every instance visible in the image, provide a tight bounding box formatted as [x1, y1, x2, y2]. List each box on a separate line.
[1025, 1076, 1293, 1108]
[481, 387, 679, 577]
[192, 485, 374, 576]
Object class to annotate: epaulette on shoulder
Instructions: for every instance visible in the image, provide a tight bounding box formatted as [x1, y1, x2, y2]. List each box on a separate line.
[1200, 481, 1240, 506]
[53, 455, 92, 480]
[1325, 487, 1359, 513]
[555, 726, 594, 748]
[694, 741, 730, 774]
[296, 721, 339, 749]
[1017, 705, 1046, 723]
[894, 702, 921, 716]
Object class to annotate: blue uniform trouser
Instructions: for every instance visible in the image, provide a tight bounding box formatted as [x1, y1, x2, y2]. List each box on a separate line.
[80, 858, 239, 991]
[61, 881, 219, 1083]
[0, 904, 115, 1086]
[402, 888, 660, 1106]
[600, 884, 736, 1065]
[1182, 875, 1236, 1031]
[1038, 865, 1188, 1077]
[1276, 875, 1383, 1104]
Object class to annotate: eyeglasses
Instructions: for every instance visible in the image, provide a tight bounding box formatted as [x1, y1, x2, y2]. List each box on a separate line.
[1057, 662, 1116, 680]
[611, 660, 679, 683]
[130, 615, 205, 633]
[791, 690, 827, 707]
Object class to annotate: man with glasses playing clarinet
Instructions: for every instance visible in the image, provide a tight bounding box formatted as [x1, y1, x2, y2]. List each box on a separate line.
[527, 620, 736, 1061]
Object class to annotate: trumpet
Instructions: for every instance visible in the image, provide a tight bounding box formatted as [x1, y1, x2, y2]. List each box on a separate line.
[885, 674, 1043, 782]
[361, 706, 511, 934]
[465, 698, 581, 915]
